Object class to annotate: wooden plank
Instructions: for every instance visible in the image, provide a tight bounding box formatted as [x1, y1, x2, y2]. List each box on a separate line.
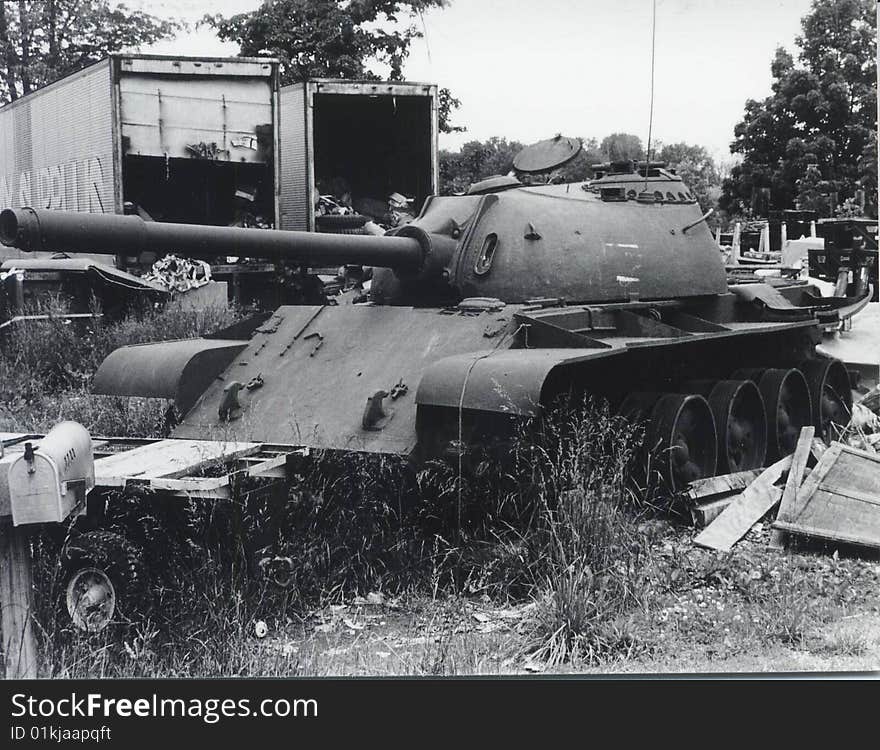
[771, 442, 880, 549]
[789, 441, 844, 512]
[769, 426, 815, 549]
[94, 439, 261, 484]
[773, 520, 880, 550]
[687, 469, 763, 503]
[694, 454, 792, 552]
[246, 452, 290, 479]
[690, 496, 736, 528]
[0, 520, 37, 678]
[811, 438, 828, 461]
[0, 433, 29, 443]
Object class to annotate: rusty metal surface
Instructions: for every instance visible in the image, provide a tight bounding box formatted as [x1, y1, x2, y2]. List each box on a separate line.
[513, 135, 582, 174]
[0, 208, 424, 271]
[415, 347, 618, 415]
[1, 257, 166, 292]
[437, 185, 729, 304]
[172, 305, 516, 454]
[93, 339, 247, 412]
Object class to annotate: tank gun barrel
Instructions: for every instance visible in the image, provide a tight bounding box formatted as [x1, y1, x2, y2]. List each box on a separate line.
[0, 207, 425, 272]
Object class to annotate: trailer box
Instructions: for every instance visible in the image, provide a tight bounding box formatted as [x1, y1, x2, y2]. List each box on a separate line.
[279, 79, 438, 232]
[0, 54, 281, 265]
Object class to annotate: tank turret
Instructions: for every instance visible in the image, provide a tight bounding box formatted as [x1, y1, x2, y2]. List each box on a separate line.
[2, 175, 727, 307]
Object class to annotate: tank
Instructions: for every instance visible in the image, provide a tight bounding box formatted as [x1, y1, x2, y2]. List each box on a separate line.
[1, 172, 871, 490]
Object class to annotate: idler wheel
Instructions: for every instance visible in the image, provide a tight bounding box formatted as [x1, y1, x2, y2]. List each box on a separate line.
[750, 368, 812, 461]
[799, 358, 853, 442]
[621, 392, 717, 491]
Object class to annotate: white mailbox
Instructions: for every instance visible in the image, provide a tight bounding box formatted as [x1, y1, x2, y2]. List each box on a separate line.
[8, 422, 94, 526]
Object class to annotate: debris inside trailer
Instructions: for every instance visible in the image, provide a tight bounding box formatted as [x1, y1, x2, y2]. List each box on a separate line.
[143, 254, 213, 293]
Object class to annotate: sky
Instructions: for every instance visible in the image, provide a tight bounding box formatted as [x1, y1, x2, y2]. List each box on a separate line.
[132, 0, 818, 163]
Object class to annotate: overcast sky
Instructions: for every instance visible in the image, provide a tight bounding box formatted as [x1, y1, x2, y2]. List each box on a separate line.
[134, 0, 817, 162]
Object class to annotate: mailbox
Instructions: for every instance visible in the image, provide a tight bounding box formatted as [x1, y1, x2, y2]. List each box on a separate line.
[8, 422, 94, 526]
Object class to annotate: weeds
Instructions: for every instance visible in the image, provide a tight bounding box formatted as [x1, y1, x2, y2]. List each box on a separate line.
[0, 296, 246, 436]
[514, 398, 654, 665]
[7, 298, 871, 676]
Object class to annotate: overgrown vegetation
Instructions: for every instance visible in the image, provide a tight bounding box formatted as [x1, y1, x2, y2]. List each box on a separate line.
[4, 300, 877, 677]
[0, 296, 244, 435]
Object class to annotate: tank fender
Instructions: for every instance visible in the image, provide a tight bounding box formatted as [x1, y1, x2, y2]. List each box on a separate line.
[415, 348, 619, 415]
[92, 339, 247, 413]
[731, 282, 872, 322]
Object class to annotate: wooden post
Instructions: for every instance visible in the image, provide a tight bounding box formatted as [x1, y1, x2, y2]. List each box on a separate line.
[0, 519, 38, 679]
[233, 270, 241, 306]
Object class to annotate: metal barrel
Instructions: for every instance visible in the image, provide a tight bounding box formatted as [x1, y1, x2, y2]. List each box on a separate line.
[0, 207, 425, 271]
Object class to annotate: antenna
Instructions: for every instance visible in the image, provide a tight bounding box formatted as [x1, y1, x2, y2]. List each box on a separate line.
[643, 0, 658, 194]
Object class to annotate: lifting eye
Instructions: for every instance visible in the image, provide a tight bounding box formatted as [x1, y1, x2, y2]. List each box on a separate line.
[474, 233, 498, 276]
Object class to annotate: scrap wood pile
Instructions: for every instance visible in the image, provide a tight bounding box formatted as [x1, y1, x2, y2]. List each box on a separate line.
[687, 385, 880, 555]
[142, 255, 212, 293]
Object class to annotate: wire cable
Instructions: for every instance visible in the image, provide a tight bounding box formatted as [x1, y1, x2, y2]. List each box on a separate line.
[643, 0, 658, 194]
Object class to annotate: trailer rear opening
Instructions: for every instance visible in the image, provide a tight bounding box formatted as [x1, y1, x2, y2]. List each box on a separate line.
[313, 92, 434, 213]
[122, 152, 274, 227]
[279, 80, 438, 232]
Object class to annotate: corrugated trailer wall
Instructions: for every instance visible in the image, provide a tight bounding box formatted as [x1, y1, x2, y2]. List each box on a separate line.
[279, 83, 311, 231]
[0, 60, 116, 216]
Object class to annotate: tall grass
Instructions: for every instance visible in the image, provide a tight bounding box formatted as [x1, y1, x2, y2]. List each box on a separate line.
[0, 295, 245, 435]
[5, 298, 657, 673]
[515, 398, 655, 665]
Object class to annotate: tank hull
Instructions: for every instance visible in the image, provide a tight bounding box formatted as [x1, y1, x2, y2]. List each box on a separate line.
[88, 286, 866, 476]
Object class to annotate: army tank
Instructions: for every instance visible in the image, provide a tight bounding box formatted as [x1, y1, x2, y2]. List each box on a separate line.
[0, 160, 871, 491]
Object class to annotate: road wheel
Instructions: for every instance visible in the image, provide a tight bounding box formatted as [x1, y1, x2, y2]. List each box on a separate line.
[61, 531, 149, 632]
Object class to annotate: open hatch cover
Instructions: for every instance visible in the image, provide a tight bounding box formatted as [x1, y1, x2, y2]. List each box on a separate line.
[513, 135, 582, 174]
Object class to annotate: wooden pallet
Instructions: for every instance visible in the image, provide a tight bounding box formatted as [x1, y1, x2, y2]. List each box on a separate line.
[772, 442, 880, 549]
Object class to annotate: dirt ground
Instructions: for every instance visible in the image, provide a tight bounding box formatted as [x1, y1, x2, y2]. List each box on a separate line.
[251, 522, 880, 676]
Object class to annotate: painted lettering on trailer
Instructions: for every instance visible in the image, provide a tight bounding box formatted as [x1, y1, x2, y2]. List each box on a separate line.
[0, 157, 106, 212]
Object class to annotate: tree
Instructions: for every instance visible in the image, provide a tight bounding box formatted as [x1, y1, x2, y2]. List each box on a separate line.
[205, 1, 463, 133]
[721, 0, 877, 218]
[437, 86, 465, 134]
[657, 142, 721, 212]
[439, 137, 524, 194]
[439, 136, 613, 194]
[0, 1, 179, 104]
[555, 137, 604, 183]
[600, 133, 645, 162]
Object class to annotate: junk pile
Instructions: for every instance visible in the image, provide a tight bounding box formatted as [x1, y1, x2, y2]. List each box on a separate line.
[688, 386, 880, 554]
[142, 255, 212, 293]
[316, 184, 416, 236]
[316, 193, 358, 217]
